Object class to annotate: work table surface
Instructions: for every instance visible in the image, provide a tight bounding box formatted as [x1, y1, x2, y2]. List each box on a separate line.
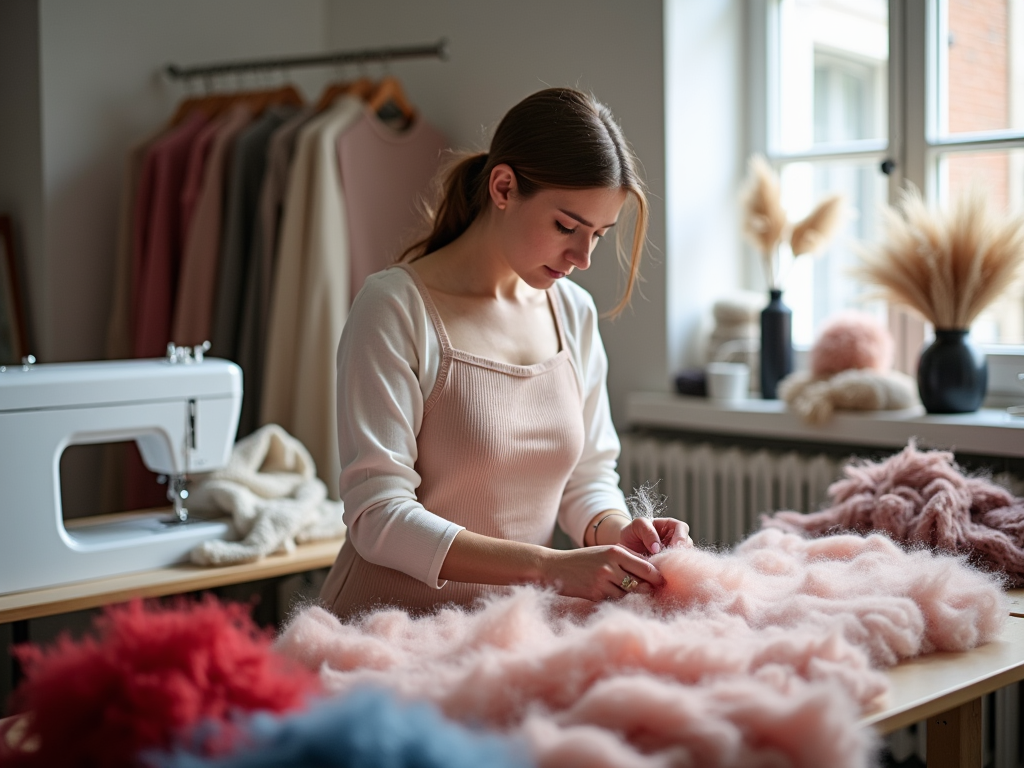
[0, 537, 345, 624]
[864, 593, 1024, 734]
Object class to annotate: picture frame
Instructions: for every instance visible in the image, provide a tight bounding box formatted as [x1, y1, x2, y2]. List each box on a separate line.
[0, 214, 30, 365]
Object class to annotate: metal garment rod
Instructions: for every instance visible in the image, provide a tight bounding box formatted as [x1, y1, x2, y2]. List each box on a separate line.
[165, 39, 448, 80]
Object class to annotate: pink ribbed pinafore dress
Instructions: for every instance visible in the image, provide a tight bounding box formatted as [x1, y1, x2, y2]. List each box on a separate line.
[321, 264, 586, 619]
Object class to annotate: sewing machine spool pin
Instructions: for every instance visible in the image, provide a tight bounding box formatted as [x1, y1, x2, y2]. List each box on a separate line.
[168, 475, 190, 523]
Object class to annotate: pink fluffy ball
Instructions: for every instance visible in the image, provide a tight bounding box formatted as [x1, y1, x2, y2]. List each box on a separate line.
[810, 312, 893, 378]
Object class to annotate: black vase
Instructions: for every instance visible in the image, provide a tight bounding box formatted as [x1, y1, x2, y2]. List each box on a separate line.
[760, 289, 793, 399]
[917, 329, 988, 413]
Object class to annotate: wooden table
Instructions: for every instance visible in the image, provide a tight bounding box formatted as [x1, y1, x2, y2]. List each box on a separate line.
[862, 589, 1024, 768]
[2, 559, 1021, 767]
[0, 537, 344, 624]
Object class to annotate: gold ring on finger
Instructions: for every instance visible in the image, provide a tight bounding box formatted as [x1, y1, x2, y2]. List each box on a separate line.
[620, 575, 632, 590]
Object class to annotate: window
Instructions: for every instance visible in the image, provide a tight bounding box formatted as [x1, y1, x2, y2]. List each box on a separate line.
[751, 0, 1024, 361]
[934, 0, 1024, 345]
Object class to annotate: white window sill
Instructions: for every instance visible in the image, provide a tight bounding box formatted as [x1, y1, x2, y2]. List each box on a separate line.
[625, 392, 1024, 458]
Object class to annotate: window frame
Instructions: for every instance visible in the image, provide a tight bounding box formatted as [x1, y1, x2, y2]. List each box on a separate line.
[746, 0, 1024, 400]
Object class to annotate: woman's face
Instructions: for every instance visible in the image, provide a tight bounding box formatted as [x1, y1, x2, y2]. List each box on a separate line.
[490, 167, 628, 289]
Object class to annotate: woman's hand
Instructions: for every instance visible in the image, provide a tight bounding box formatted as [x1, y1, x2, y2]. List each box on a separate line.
[618, 517, 693, 556]
[539, 545, 664, 601]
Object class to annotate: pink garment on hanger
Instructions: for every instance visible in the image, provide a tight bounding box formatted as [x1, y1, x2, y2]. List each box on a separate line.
[171, 104, 252, 348]
[131, 111, 208, 359]
[335, 107, 447, 300]
[179, 116, 226, 249]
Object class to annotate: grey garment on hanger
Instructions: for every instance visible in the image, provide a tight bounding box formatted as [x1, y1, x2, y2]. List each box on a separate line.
[210, 105, 297, 373]
[235, 106, 315, 438]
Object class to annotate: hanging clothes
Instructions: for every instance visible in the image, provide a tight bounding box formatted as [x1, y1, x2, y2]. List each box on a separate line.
[235, 107, 316, 438]
[177, 116, 224, 259]
[209, 104, 297, 367]
[260, 95, 364, 500]
[124, 111, 210, 509]
[101, 129, 167, 513]
[336, 106, 447, 300]
[171, 104, 253, 347]
[106, 131, 164, 361]
[131, 111, 208, 359]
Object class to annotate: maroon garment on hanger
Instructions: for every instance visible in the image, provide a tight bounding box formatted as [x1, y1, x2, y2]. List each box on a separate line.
[131, 111, 209, 359]
[126, 111, 207, 510]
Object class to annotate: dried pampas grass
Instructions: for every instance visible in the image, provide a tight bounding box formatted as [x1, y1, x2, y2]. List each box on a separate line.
[741, 155, 789, 256]
[856, 186, 1024, 329]
[740, 155, 789, 288]
[791, 194, 848, 256]
[740, 155, 848, 289]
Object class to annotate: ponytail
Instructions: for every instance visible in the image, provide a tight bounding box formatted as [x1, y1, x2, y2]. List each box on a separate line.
[400, 88, 649, 318]
[400, 152, 490, 262]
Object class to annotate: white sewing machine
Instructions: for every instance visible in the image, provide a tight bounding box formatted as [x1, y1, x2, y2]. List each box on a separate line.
[0, 345, 242, 595]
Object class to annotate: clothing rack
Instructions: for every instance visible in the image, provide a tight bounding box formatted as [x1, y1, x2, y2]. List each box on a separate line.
[165, 39, 448, 81]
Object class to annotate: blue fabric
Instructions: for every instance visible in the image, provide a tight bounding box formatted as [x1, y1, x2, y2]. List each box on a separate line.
[147, 688, 534, 768]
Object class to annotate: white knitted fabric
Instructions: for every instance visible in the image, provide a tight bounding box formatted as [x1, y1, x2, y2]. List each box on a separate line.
[188, 424, 345, 565]
[779, 368, 919, 425]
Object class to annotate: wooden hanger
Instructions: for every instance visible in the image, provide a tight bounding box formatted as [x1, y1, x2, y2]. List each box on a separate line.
[168, 92, 232, 126]
[242, 84, 304, 114]
[316, 76, 375, 111]
[368, 76, 416, 123]
[169, 84, 303, 125]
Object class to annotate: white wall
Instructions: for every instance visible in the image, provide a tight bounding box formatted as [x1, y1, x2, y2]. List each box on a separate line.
[665, 0, 745, 372]
[32, 0, 330, 363]
[1, 0, 746, 429]
[324, 0, 670, 424]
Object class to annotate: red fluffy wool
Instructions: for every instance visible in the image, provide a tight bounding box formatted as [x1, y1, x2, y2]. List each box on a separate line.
[2, 597, 320, 768]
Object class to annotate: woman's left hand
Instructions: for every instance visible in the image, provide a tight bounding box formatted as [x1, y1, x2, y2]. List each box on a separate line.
[618, 517, 693, 556]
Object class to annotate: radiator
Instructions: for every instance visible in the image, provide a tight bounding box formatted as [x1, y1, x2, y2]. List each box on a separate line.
[618, 433, 843, 547]
[619, 431, 1024, 768]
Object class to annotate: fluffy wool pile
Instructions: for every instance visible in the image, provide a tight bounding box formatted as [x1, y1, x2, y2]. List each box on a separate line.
[276, 528, 1006, 768]
[2, 599, 530, 768]
[764, 443, 1024, 586]
[147, 688, 532, 768]
[3, 598, 320, 768]
[778, 313, 918, 424]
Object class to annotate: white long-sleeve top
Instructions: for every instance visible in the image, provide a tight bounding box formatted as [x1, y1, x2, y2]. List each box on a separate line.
[336, 266, 629, 588]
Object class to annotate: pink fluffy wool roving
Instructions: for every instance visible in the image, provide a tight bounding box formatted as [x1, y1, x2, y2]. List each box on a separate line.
[276, 529, 1005, 768]
[764, 442, 1024, 586]
[809, 312, 893, 378]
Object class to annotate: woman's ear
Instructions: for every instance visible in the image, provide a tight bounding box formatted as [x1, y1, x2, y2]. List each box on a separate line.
[488, 163, 516, 211]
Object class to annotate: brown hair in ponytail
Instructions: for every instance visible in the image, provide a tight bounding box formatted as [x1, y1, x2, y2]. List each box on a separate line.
[400, 88, 649, 318]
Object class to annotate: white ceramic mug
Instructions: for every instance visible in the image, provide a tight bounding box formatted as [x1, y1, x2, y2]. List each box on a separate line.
[706, 362, 750, 403]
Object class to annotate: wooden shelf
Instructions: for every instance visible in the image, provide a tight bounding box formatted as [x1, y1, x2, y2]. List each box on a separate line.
[626, 391, 1024, 458]
[0, 537, 344, 623]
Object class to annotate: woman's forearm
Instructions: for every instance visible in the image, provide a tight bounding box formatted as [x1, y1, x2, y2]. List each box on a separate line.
[438, 529, 550, 585]
[439, 510, 633, 586]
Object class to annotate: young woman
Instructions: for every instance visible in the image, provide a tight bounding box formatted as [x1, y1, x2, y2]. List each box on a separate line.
[321, 87, 691, 619]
